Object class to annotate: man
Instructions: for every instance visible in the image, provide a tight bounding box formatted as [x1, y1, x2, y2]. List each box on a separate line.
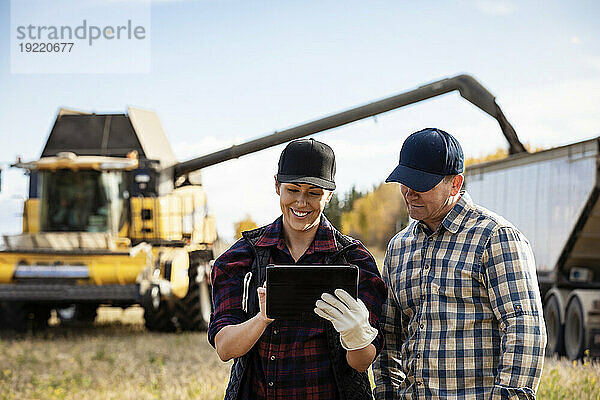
[373, 128, 546, 399]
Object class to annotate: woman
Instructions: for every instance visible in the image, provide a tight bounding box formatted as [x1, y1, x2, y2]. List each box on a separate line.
[208, 138, 386, 399]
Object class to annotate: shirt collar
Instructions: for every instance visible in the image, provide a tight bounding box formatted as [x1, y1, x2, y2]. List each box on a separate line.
[412, 191, 473, 235]
[254, 214, 338, 253]
[441, 191, 473, 234]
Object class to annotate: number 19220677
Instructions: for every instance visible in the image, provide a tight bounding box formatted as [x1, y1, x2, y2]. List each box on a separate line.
[19, 42, 74, 52]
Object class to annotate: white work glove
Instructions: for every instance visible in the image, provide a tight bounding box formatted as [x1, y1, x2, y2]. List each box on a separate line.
[314, 288, 378, 351]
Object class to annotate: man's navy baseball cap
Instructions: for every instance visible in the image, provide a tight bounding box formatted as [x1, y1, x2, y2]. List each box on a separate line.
[386, 128, 464, 192]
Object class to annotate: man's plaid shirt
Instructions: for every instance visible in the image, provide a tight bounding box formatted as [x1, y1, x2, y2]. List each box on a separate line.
[209, 216, 386, 399]
[373, 192, 546, 399]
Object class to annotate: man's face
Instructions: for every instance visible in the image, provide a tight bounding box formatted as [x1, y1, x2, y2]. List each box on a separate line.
[276, 181, 332, 233]
[400, 175, 463, 230]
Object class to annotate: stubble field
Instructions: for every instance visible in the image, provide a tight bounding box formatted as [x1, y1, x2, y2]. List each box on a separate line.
[1, 306, 599, 399]
[0, 307, 230, 400]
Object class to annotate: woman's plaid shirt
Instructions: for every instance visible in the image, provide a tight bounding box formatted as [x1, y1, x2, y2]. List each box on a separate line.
[209, 216, 386, 399]
[373, 192, 546, 399]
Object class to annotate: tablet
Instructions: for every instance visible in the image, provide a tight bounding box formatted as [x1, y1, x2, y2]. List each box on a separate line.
[266, 264, 359, 319]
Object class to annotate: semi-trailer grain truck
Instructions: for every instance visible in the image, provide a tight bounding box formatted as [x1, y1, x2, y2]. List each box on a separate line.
[465, 138, 600, 360]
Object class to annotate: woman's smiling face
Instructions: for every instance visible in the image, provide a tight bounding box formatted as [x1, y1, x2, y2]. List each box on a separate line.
[276, 181, 332, 234]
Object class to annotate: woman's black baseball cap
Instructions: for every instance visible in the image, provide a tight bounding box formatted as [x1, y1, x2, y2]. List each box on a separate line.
[277, 138, 336, 190]
[386, 128, 464, 192]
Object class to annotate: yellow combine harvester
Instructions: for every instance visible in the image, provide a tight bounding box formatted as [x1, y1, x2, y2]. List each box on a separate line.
[0, 107, 217, 332]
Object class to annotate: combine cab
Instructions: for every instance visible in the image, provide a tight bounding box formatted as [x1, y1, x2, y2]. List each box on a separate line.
[0, 107, 216, 332]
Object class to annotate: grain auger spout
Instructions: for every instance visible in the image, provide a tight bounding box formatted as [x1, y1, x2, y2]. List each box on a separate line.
[172, 74, 527, 182]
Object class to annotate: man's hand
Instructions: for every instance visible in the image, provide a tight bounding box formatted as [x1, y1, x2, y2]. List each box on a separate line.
[314, 288, 378, 350]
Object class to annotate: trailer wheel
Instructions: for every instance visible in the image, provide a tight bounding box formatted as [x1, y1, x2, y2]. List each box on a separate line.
[172, 259, 212, 331]
[564, 296, 586, 360]
[543, 295, 564, 356]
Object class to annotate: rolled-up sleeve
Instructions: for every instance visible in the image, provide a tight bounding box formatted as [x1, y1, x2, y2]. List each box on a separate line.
[207, 239, 252, 347]
[373, 242, 405, 400]
[482, 227, 547, 399]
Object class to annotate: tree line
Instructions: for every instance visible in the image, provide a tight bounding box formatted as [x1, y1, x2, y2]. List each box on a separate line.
[325, 184, 407, 250]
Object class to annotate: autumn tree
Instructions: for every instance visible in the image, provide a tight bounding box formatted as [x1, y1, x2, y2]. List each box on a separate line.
[341, 183, 407, 250]
[343, 186, 364, 212]
[324, 185, 364, 229]
[465, 147, 508, 167]
[465, 144, 546, 167]
[234, 215, 258, 239]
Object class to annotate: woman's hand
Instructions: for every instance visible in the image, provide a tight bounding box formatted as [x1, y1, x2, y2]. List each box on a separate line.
[314, 289, 377, 350]
[257, 283, 275, 325]
[214, 283, 275, 361]
[314, 288, 378, 372]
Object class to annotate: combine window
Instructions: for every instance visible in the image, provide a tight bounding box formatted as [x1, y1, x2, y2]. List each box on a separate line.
[39, 170, 126, 233]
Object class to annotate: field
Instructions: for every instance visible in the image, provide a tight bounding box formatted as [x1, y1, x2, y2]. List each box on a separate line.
[1, 307, 599, 400]
[0, 307, 230, 400]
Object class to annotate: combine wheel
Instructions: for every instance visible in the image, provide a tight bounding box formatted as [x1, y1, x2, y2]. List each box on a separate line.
[0, 302, 50, 332]
[543, 295, 564, 356]
[2, 301, 28, 332]
[31, 305, 52, 330]
[564, 296, 586, 360]
[0, 303, 5, 329]
[172, 257, 213, 331]
[144, 302, 177, 332]
[143, 286, 176, 332]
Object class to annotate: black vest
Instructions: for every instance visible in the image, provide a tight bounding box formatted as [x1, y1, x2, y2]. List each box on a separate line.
[223, 224, 374, 400]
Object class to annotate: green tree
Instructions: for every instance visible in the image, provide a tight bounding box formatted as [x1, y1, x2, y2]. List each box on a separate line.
[343, 185, 363, 212]
[324, 192, 342, 228]
[325, 186, 365, 230]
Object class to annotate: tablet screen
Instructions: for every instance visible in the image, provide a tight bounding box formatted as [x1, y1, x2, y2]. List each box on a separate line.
[266, 264, 359, 319]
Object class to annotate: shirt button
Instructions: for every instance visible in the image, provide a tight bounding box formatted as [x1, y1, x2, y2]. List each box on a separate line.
[428, 236, 434, 241]
[417, 381, 423, 386]
[420, 324, 424, 329]
[270, 355, 276, 361]
[424, 264, 430, 269]
[273, 329, 279, 334]
[416, 353, 421, 359]
[268, 381, 274, 387]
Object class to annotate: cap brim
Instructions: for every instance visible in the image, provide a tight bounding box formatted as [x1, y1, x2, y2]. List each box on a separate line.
[277, 174, 336, 190]
[385, 164, 444, 192]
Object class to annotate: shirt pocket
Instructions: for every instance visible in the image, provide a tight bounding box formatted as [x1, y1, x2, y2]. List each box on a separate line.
[394, 256, 423, 318]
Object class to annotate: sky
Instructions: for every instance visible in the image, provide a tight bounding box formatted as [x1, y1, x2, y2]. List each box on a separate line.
[0, 0, 599, 240]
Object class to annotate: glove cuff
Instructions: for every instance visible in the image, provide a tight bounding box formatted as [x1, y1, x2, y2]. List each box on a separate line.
[340, 323, 378, 351]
